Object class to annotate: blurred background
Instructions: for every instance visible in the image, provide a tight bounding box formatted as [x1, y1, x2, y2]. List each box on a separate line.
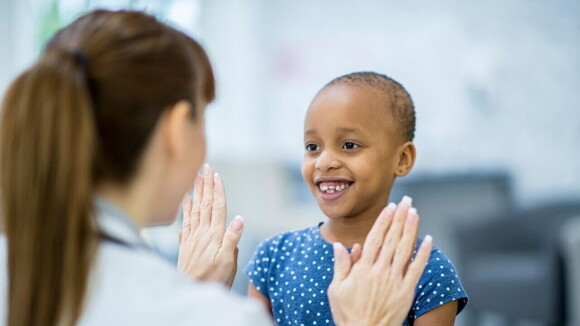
[1, 0, 579, 325]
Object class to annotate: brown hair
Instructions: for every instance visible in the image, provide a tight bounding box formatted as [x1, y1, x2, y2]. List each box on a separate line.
[0, 10, 214, 326]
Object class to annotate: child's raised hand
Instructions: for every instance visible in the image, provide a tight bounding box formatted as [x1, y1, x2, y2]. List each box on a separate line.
[177, 164, 244, 288]
[327, 196, 433, 326]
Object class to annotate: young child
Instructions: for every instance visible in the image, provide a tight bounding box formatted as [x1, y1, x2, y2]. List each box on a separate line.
[245, 72, 468, 325]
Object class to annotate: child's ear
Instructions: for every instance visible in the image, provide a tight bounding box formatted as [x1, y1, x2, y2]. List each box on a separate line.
[395, 142, 416, 177]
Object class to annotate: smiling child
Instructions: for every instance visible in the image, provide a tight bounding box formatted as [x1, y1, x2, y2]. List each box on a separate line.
[245, 72, 468, 326]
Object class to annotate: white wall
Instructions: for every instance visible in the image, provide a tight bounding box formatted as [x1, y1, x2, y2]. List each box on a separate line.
[202, 0, 580, 205]
[0, 0, 37, 99]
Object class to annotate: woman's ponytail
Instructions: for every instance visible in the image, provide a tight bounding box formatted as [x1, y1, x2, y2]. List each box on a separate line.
[1, 9, 216, 326]
[1, 49, 97, 326]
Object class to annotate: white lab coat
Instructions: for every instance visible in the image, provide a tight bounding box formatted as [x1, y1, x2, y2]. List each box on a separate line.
[0, 199, 272, 325]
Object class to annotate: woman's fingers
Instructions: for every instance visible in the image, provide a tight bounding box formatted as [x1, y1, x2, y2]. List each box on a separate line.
[360, 203, 396, 265]
[199, 163, 214, 228]
[220, 215, 244, 257]
[178, 167, 244, 288]
[391, 208, 420, 277]
[332, 242, 352, 282]
[376, 196, 413, 268]
[403, 235, 432, 290]
[226, 247, 239, 288]
[351, 243, 362, 264]
[210, 172, 227, 232]
[181, 194, 192, 239]
[327, 196, 432, 326]
[190, 175, 203, 231]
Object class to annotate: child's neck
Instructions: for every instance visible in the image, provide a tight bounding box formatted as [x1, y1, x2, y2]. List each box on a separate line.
[319, 205, 385, 248]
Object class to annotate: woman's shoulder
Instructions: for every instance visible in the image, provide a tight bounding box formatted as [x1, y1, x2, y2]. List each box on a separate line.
[83, 243, 271, 325]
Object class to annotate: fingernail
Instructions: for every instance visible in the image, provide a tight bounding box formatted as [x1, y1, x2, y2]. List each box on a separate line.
[402, 195, 413, 205]
[407, 207, 418, 223]
[387, 202, 396, 211]
[231, 215, 244, 231]
[424, 234, 433, 243]
[214, 172, 219, 183]
[204, 163, 210, 176]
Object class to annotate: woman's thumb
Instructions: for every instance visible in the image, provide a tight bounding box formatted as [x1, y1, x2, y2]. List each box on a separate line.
[332, 242, 352, 281]
[222, 215, 244, 254]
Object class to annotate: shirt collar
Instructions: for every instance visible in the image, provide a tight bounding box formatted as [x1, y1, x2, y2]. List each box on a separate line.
[94, 196, 149, 249]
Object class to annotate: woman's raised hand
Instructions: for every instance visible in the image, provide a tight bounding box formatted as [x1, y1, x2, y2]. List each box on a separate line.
[328, 197, 433, 326]
[177, 164, 243, 288]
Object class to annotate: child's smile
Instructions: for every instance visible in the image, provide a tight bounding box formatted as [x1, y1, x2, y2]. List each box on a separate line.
[315, 177, 353, 201]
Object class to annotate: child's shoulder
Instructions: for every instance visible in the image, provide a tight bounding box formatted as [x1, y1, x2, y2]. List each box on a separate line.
[416, 239, 455, 268]
[414, 238, 458, 279]
[411, 238, 469, 319]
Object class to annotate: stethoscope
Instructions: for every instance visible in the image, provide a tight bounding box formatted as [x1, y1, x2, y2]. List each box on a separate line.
[100, 232, 134, 248]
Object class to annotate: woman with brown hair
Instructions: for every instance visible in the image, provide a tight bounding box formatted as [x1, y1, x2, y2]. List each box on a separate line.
[0, 10, 431, 326]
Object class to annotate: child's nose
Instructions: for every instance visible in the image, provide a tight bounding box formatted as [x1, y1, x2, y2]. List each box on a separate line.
[315, 150, 341, 171]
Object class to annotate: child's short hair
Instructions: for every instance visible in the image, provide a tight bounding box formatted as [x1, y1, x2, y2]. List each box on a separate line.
[324, 72, 416, 142]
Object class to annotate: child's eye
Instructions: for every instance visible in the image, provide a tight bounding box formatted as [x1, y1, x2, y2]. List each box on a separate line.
[342, 142, 360, 150]
[305, 143, 319, 151]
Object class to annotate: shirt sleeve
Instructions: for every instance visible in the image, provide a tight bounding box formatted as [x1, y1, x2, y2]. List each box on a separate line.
[409, 244, 468, 321]
[244, 238, 274, 299]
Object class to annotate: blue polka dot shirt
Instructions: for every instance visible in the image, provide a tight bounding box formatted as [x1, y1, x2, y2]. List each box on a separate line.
[244, 225, 468, 326]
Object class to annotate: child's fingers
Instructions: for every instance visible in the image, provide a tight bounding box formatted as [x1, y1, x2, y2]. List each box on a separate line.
[190, 175, 203, 230]
[376, 196, 412, 268]
[360, 203, 396, 265]
[403, 235, 432, 290]
[199, 163, 214, 228]
[391, 208, 420, 277]
[210, 172, 227, 233]
[332, 242, 352, 282]
[181, 194, 192, 239]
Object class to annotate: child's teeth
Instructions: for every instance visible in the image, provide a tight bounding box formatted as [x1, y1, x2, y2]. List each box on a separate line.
[319, 182, 351, 193]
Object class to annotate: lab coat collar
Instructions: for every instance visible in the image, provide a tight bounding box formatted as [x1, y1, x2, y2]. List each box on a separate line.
[94, 196, 149, 249]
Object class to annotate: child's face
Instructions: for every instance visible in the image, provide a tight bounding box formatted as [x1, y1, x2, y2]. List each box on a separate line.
[301, 84, 406, 220]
